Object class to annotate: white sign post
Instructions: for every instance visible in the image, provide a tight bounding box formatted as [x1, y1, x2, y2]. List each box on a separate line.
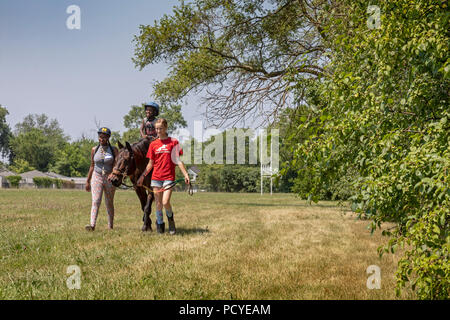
[260, 130, 278, 195]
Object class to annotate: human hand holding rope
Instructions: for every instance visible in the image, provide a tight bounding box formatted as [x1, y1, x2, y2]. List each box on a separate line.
[137, 160, 153, 187]
[136, 169, 150, 187]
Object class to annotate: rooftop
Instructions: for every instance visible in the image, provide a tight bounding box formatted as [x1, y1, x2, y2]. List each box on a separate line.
[19, 170, 53, 179]
[0, 169, 16, 177]
[189, 166, 200, 174]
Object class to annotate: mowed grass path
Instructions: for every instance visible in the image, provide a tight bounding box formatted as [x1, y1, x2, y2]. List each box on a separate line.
[0, 190, 414, 299]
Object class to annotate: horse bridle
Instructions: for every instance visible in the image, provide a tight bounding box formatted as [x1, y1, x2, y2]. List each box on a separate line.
[111, 152, 136, 189]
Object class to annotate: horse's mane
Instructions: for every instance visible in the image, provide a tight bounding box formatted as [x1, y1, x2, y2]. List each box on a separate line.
[131, 138, 152, 157]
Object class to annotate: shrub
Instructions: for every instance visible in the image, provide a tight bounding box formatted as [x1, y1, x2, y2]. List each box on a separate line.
[33, 177, 54, 188]
[53, 179, 62, 189]
[6, 175, 22, 188]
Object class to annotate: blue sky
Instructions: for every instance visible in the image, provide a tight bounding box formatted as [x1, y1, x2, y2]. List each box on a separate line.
[0, 0, 205, 140]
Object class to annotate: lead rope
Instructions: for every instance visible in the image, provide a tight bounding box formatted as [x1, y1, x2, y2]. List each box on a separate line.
[123, 178, 194, 196]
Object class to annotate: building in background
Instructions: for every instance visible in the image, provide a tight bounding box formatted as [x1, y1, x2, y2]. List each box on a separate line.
[188, 166, 200, 182]
[0, 169, 87, 189]
[0, 169, 15, 188]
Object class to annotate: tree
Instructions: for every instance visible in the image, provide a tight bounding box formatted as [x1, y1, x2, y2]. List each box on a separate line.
[184, 128, 281, 193]
[9, 159, 35, 174]
[0, 105, 12, 160]
[6, 175, 22, 188]
[10, 114, 68, 172]
[50, 137, 95, 177]
[158, 102, 187, 133]
[132, 0, 335, 127]
[109, 131, 122, 147]
[15, 114, 67, 144]
[10, 129, 55, 172]
[287, 0, 449, 299]
[272, 87, 358, 199]
[123, 105, 145, 130]
[133, 0, 448, 297]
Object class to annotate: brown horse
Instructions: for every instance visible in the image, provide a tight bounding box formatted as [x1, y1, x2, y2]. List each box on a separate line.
[108, 137, 154, 232]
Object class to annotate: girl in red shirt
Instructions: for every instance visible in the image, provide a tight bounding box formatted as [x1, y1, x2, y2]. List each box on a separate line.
[137, 118, 190, 234]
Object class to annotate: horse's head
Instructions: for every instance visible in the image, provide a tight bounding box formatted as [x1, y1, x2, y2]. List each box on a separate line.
[109, 141, 137, 187]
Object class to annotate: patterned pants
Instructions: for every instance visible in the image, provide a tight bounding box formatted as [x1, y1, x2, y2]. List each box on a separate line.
[90, 171, 116, 228]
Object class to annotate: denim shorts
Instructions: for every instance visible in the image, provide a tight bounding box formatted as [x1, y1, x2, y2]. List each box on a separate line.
[151, 180, 174, 188]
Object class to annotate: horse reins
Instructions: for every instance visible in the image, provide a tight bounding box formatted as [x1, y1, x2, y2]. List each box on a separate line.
[139, 178, 194, 196]
[116, 173, 193, 196]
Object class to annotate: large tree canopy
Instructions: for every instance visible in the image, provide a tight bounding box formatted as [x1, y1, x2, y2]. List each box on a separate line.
[14, 114, 67, 142]
[285, 0, 449, 298]
[133, 0, 335, 127]
[10, 114, 68, 172]
[49, 137, 95, 177]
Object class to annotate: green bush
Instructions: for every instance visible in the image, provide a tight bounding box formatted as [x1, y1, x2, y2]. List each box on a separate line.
[32, 177, 63, 188]
[6, 175, 22, 188]
[33, 177, 54, 188]
[53, 179, 62, 189]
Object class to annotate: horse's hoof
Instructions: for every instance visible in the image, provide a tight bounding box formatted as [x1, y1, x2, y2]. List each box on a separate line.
[141, 225, 152, 232]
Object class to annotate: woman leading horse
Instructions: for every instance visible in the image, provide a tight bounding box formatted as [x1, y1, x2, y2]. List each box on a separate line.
[85, 127, 119, 231]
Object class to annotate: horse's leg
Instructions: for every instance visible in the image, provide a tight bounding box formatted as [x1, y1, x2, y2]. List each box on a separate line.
[143, 191, 154, 231]
[141, 171, 154, 231]
[135, 187, 151, 232]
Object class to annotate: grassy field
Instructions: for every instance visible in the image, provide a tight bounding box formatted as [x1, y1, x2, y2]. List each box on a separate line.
[0, 189, 414, 300]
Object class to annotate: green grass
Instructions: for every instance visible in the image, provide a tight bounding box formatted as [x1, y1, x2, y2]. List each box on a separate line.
[0, 189, 414, 299]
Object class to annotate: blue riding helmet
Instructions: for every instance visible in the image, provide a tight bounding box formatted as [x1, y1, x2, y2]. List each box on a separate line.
[144, 101, 160, 116]
[97, 127, 111, 136]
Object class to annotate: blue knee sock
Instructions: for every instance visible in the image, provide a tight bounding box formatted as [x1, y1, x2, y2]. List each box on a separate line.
[166, 208, 173, 218]
[156, 210, 164, 224]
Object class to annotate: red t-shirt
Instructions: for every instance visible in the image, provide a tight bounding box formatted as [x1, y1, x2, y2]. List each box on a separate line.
[146, 137, 183, 181]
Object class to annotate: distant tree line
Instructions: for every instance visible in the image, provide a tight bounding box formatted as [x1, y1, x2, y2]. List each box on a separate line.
[0, 103, 356, 197]
[0, 103, 187, 177]
[0, 110, 95, 177]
